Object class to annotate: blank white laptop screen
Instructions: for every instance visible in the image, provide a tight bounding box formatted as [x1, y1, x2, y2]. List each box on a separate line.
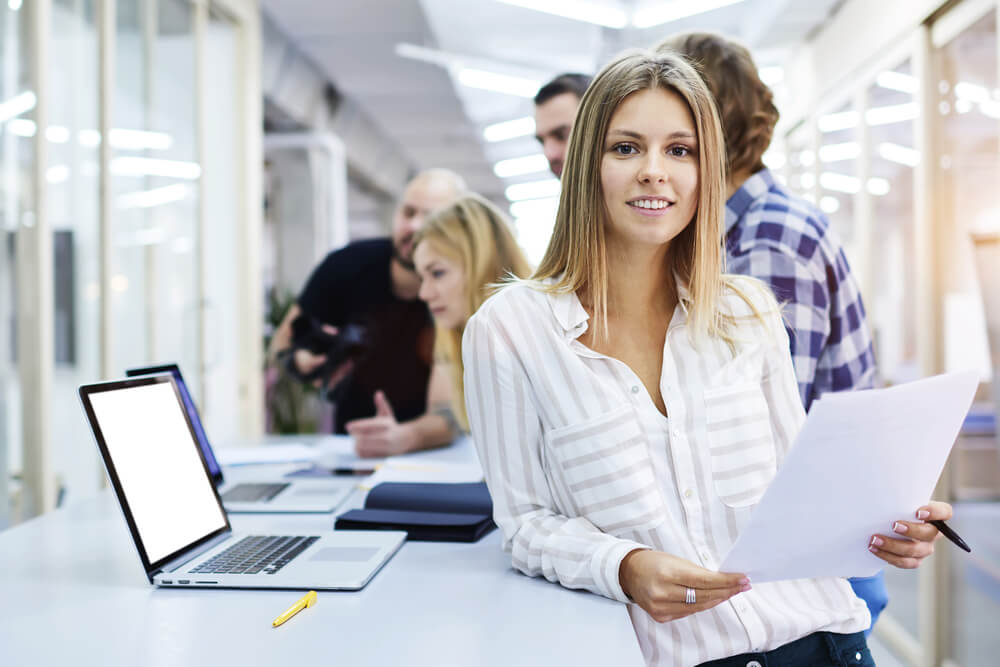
[89, 382, 227, 563]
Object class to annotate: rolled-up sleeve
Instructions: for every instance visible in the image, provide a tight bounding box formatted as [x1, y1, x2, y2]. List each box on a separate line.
[462, 305, 647, 603]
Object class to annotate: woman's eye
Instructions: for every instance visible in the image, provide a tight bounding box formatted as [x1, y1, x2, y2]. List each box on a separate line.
[431, 269, 446, 279]
[612, 143, 637, 155]
[669, 145, 691, 157]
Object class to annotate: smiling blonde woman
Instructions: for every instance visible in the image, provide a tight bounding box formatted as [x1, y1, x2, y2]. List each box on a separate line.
[461, 48, 950, 667]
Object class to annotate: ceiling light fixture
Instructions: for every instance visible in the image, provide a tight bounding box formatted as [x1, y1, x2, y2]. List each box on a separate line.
[111, 157, 201, 180]
[632, 0, 745, 29]
[494, 154, 549, 178]
[877, 142, 919, 167]
[876, 71, 917, 94]
[0, 90, 36, 123]
[497, 0, 627, 29]
[116, 183, 189, 209]
[456, 68, 541, 98]
[484, 117, 536, 142]
[818, 141, 861, 163]
[506, 178, 561, 202]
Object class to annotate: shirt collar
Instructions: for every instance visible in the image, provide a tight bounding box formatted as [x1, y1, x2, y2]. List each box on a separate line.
[725, 168, 776, 233]
[543, 276, 692, 339]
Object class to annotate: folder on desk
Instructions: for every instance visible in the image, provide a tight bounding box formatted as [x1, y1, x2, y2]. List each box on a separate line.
[335, 482, 496, 542]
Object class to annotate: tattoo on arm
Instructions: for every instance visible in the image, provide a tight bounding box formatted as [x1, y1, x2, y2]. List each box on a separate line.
[429, 402, 461, 436]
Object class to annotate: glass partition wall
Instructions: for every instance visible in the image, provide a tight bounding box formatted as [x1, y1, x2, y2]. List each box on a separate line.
[3, 0, 260, 524]
[782, 3, 1000, 665]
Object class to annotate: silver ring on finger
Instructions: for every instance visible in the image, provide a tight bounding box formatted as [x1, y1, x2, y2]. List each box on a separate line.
[685, 587, 696, 604]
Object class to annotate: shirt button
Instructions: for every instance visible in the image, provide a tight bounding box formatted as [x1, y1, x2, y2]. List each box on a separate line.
[855, 652, 862, 662]
[683, 488, 693, 498]
[747, 661, 762, 667]
[630, 385, 640, 394]
[701, 551, 710, 561]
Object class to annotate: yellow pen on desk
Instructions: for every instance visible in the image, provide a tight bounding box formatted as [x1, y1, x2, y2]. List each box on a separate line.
[272, 590, 317, 628]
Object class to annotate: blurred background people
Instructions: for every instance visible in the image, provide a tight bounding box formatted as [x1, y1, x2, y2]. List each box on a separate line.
[268, 168, 466, 455]
[413, 193, 532, 432]
[534, 73, 592, 178]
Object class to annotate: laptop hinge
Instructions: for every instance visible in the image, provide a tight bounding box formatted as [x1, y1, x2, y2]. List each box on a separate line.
[156, 530, 233, 575]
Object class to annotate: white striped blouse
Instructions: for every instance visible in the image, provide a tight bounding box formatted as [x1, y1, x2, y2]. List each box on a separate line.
[462, 277, 869, 667]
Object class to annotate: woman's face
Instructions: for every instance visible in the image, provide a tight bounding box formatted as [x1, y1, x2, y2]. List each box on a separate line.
[415, 240, 469, 329]
[599, 86, 699, 252]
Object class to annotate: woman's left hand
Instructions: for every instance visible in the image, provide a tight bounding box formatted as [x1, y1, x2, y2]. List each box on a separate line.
[346, 391, 415, 458]
[868, 500, 952, 569]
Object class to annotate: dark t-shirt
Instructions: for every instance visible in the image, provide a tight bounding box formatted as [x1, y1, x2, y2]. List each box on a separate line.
[297, 238, 434, 433]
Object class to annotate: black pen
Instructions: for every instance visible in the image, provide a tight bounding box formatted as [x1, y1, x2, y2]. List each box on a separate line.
[332, 467, 376, 476]
[929, 519, 971, 553]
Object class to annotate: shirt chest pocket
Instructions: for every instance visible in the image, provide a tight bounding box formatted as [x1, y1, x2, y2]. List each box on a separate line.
[703, 382, 776, 508]
[544, 406, 664, 536]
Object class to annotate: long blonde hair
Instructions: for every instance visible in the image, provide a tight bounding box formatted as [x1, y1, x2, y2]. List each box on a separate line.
[532, 48, 765, 344]
[415, 193, 533, 429]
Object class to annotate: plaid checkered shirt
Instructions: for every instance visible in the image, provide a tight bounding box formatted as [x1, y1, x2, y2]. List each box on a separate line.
[724, 168, 877, 410]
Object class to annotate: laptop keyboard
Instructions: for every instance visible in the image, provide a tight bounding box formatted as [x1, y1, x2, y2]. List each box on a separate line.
[190, 535, 320, 575]
[220, 482, 290, 503]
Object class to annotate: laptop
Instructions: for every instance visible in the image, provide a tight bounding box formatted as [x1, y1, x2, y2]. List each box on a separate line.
[125, 364, 348, 514]
[79, 374, 406, 590]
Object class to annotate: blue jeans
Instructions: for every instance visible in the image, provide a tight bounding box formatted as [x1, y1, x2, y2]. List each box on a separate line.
[849, 571, 889, 635]
[694, 631, 875, 667]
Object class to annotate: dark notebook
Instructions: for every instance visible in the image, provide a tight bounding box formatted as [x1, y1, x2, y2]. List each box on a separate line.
[335, 481, 496, 543]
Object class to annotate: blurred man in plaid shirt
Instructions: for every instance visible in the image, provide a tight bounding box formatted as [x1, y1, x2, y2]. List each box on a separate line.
[660, 32, 886, 630]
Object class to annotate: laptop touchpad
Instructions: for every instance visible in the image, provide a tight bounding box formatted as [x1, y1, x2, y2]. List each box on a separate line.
[311, 547, 379, 562]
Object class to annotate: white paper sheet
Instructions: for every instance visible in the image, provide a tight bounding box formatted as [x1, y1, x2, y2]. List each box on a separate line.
[313, 435, 386, 470]
[214, 444, 320, 466]
[360, 461, 484, 490]
[719, 371, 979, 582]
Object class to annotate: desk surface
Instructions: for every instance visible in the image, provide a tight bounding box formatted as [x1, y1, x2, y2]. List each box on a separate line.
[0, 439, 643, 667]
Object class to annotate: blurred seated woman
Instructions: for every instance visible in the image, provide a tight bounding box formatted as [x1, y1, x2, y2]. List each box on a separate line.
[412, 193, 533, 432]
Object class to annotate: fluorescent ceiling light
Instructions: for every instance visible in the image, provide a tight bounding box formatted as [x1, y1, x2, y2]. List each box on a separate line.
[8, 0, 23, 10]
[116, 183, 189, 209]
[632, 0, 745, 29]
[506, 178, 561, 202]
[45, 126, 70, 143]
[876, 71, 917, 94]
[817, 110, 859, 133]
[111, 157, 201, 180]
[0, 90, 36, 123]
[819, 172, 859, 194]
[818, 103, 918, 133]
[497, 0, 627, 28]
[819, 172, 890, 196]
[819, 196, 840, 214]
[867, 177, 890, 196]
[46, 165, 69, 184]
[979, 100, 1000, 119]
[494, 154, 549, 178]
[510, 195, 560, 220]
[866, 102, 918, 126]
[6, 118, 35, 136]
[799, 172, 815, 189]
[818, 141, 860, 163]
[456, 68, 541, 98]
[484, 116, 536, 142]
[954, 81, 989, 103]
[110, 128, 173, 151]
[877, 142, 919, 167]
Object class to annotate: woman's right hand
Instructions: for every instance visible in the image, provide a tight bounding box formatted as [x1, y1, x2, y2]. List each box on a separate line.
[619, 549, 751, 622]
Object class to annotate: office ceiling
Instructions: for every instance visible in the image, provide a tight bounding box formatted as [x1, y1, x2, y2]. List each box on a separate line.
[261, 0, 844, 205]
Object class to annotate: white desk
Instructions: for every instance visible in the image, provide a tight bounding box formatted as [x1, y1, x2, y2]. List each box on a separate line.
[0, 439, 644, 666]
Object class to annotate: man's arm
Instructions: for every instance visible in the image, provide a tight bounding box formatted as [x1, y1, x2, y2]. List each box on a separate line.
[267, 303, 301, 366]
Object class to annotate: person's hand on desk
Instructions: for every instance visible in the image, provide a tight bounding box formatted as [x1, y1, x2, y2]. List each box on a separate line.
[346, 391, 416, 458]
[868, 500, 952, 569]
[619, 549, 751, 623]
